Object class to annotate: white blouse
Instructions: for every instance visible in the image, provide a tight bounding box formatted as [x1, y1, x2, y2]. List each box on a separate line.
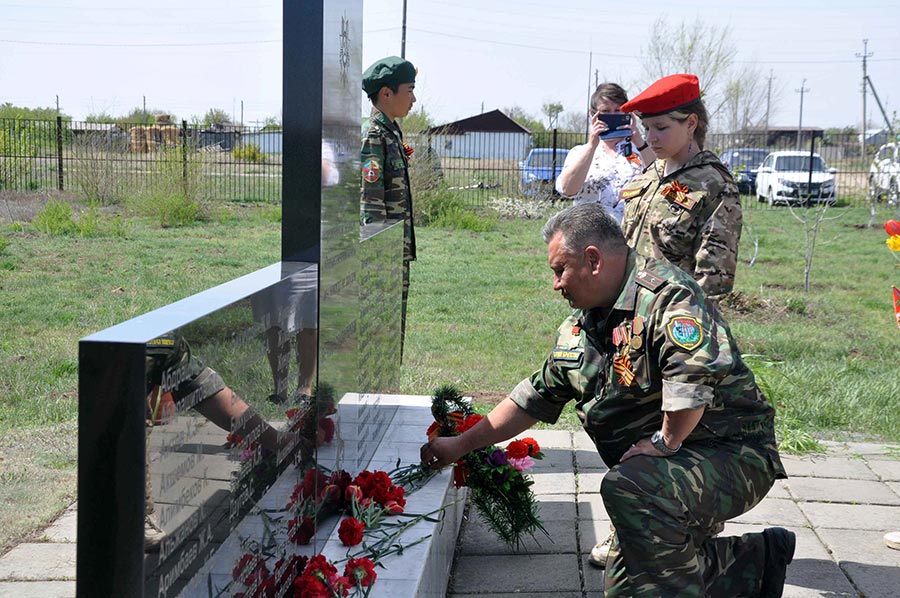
[556, 142, 641, 223]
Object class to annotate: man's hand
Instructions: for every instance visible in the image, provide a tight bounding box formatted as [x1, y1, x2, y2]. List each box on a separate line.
[420, 437, 464, 471]
[620, 436, 670, 461]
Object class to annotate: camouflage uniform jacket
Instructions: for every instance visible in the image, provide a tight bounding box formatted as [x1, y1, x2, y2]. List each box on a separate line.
[360, 107, 416, 261]
[619, 150, 741, 301]
[510, 252, 785, 474]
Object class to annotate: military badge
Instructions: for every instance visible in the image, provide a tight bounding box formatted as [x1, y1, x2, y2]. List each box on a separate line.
[618, 179, 649, 202]
[362, 158, 381, 183]
[402, 141, 415, 157]
[661, 180, 696, 210]
[665, 316, 703, 351]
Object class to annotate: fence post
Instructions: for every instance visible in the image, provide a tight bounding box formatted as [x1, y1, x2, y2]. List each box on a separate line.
[56, 116, 64, 191]
[551, 128, 559, 189]
[181, 120, 188, 193]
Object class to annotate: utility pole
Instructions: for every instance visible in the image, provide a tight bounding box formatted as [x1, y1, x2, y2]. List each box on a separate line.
[56, 94, 60, 115]
[143, 95, 147, 124]
[856, 39, 872, 161]
[401, 0, 407, 58]
[764, 70, 773, 147]
[594, 69, 599, 89]
[240, 100, 244, 129]
[586, 51, 593, 137]
[795, 79, 809, 151]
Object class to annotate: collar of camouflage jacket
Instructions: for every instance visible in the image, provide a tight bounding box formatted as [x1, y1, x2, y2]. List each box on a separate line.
[371, 107, 404, 140]
[580, 250, 642, 331]
[654, 149, 720, 182]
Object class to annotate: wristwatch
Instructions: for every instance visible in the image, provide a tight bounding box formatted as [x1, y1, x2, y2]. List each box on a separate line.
[650, 430, 680, 456]
[635, 141, 649, 152]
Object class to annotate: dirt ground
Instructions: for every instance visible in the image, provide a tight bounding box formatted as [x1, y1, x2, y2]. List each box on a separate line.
[0, 190, 81, 223]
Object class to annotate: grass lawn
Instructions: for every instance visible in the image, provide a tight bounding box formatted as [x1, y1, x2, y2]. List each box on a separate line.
[0, 197, 898, 553]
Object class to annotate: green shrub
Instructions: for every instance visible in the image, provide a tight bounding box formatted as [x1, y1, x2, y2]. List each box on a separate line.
[232, 143, 267, 164]
[32, 200, 131, 237]
[785, 296, 807, 314]
[33, 200, 77, 235]
[415, 190, 496, 231]
[127, 147, 210, 227]
[0, 235, 9, 255]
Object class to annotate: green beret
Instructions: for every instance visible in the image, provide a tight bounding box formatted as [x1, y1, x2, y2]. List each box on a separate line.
[362, 56, 416, 96]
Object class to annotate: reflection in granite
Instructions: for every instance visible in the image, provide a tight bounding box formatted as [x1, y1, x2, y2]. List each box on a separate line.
[75, 1, 417, 596]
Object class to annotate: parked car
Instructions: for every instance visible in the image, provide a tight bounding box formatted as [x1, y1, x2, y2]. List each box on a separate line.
[755, 151, 837, 206]
[519, 148, 569, 197]
[869, 142, 899, 205]
[720, 148, 768, 194]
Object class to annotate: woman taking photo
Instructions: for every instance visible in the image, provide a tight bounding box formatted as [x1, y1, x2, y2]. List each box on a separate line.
[555, 83, 654, 222]
[618, 73, 741, 302]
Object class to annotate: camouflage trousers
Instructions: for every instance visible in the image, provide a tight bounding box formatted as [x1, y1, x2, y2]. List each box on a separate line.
[400, 258, 410, 362]
[601, 439, 777, 597]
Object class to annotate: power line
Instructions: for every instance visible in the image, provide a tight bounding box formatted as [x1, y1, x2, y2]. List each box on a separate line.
[0, 38, 278, 47]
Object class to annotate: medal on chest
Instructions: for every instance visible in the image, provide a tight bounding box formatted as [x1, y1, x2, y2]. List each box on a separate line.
[611, 322, 635, 386]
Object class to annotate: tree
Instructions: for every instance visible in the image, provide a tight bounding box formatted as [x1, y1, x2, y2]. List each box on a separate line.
[260, 116, 282, 131]
[120, 107, 155, 125]
[642, 18, 737, 120]
[503, 105, 545, 132]
[720, 65, 774, 133]
[0, 102, 68, 121]
[541, 102, 564, 129]
[559, 110, 587, 134]
[86, 112, 116, 123]
[400, 105, 435, 134]
[201, 108, 232, 128]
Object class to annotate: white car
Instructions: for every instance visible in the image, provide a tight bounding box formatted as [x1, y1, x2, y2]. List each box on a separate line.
[869, 142, 899, 205]
[755, 151, 837, 206]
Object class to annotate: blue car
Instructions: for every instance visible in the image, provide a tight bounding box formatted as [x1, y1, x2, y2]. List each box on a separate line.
[721, 148, 768, 195]
[519, 148, 569, 197]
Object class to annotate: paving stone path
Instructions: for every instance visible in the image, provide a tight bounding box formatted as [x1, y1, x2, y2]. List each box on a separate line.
[2, 432, 899, 597]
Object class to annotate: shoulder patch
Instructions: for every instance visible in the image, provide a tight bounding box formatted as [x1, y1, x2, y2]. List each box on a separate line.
[665, 316, 703, 351]
[635, 269, 666, 292]
[619, 178, 651, 201]
[362, 158, 381, 183]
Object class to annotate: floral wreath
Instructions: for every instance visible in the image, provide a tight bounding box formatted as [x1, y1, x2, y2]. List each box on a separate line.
[425, 384, 548, 548]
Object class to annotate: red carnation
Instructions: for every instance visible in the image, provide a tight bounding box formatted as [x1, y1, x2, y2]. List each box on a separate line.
[318, 417, 335, 443]
[384, 499, 405, 515]
[292, 574, 330, 598]
[288, 516, 316, 545]
[521, 437, 541, 456]
[338, 517, 365, 546]
[885, 220, 900, 237]
[344, 557, 377, 587]
[457, 414, 483, 434]
[505, 440, 528, 459]
[304, 554, 338, 578]
[345, 484, 362, 504]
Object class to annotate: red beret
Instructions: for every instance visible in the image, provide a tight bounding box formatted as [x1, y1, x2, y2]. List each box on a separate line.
[620, 74, 701, 117]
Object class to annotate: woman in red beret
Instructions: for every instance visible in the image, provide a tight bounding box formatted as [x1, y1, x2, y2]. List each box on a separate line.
[618, 73, 741, 303]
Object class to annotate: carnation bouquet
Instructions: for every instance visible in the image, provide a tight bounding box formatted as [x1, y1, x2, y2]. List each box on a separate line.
[427, 384, 548, 548]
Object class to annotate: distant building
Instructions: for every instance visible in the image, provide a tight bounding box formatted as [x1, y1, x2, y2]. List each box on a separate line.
[240, 130, 282, 154]
[422, 109, 531, 160]
[742, 126, 825, 147]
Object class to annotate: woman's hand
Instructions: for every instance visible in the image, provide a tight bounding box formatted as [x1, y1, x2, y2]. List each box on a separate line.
[588, 112, 607, 148]
[628, 113, 645, 148]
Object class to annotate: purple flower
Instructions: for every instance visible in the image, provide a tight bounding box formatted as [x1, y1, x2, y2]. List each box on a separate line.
[487, 448, 508, 468]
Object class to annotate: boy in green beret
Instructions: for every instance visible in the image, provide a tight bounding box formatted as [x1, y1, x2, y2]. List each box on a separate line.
[360, 56, 417, 360]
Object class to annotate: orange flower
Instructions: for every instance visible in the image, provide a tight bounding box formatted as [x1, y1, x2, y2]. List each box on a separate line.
[662, 181, 690, 203]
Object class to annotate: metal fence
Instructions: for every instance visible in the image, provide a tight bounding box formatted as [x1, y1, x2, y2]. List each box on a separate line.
[0, 117, 889, 210]
[0, 117, 282, 203]
[409, 128, 884, 209]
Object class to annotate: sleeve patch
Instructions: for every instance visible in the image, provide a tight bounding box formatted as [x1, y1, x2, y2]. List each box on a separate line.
[551, 348, 582, 363]
[665, 316, 703, 351]
[362, 158, 381, 183]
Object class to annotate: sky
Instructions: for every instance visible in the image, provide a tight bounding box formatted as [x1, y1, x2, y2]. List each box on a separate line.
[0, 0, 898, 132]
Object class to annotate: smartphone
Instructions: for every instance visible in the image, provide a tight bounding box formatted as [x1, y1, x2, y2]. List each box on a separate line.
[597, 113, 631, 139]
